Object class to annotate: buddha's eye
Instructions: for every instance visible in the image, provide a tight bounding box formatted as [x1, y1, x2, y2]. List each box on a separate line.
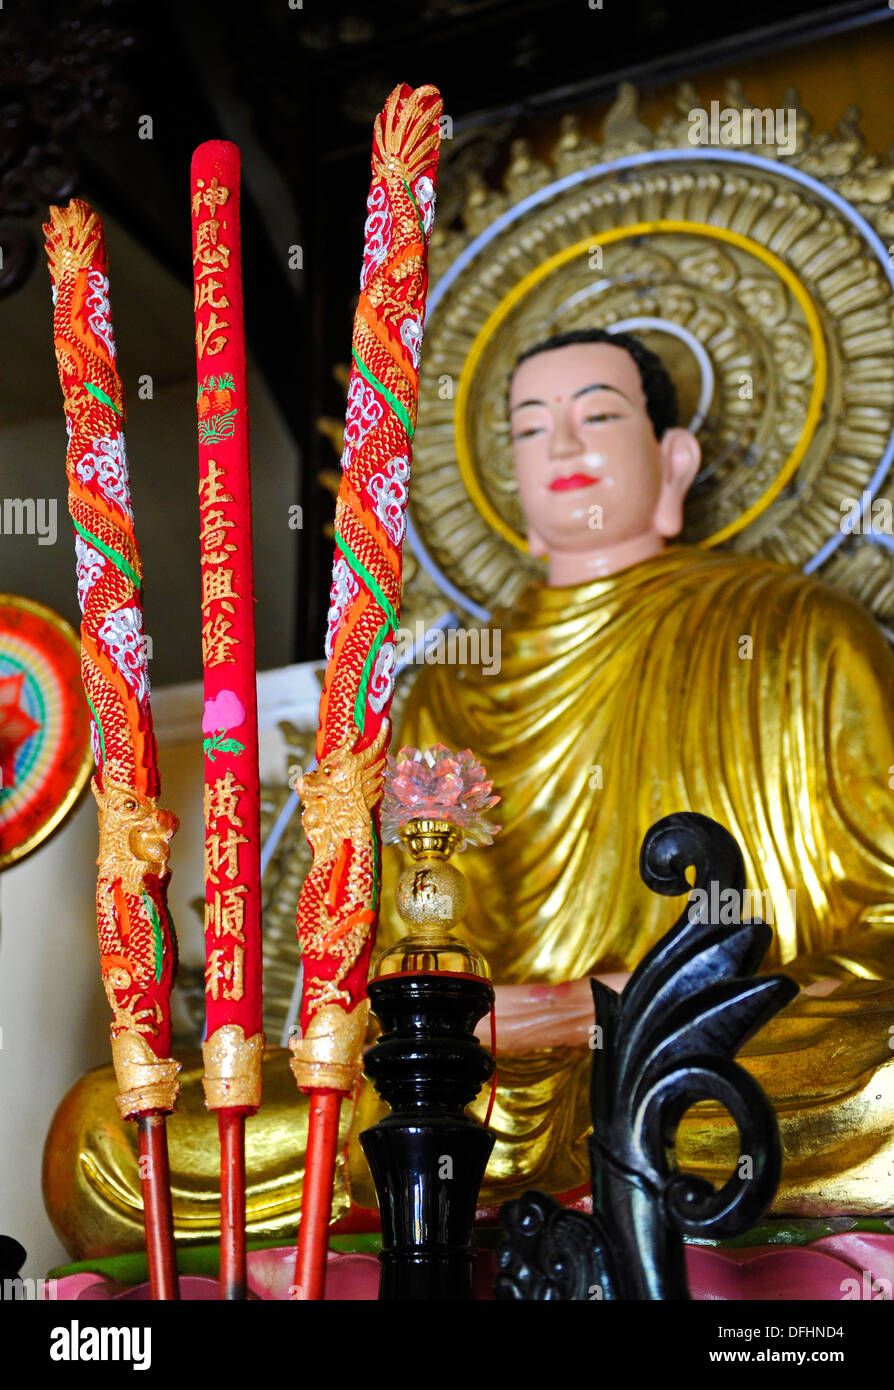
[512, 425, 545, 440]
[583, 412, 621, 424]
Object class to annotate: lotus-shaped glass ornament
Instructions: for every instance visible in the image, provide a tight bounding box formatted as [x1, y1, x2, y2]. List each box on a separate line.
[373, 744, 501, 979]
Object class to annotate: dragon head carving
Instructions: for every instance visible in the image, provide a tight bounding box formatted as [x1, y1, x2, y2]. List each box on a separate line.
[93, 779, 179, 894]
[299, 723, 389, 862]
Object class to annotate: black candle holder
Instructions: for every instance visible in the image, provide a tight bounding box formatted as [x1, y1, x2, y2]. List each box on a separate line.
[360, 971, 495, 1300]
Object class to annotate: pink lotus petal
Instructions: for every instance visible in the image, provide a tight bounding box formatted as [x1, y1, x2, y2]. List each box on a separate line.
[51, 1274, 225, 1301]
[50, 1272, 113, 1300]
[245, 1247, 380, 1300]
[686, 1237, 894, 1301]
[48, 1235, 894, 1300]
[382, 743, 501, 848]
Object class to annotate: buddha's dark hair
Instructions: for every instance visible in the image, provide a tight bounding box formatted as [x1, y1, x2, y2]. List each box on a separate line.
[513, 328, 679, 440]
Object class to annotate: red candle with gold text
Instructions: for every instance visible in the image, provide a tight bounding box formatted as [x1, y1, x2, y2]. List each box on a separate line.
[191, 141, 264, 1114]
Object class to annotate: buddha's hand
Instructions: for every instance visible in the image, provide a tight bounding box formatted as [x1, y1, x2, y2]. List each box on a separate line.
[475, 974, 632, 1054]
[800, 977, 842, 997]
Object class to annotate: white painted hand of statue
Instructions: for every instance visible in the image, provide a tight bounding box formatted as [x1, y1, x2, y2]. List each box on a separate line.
[800, 977, 842, 997]
[474, 973, 632, 1054]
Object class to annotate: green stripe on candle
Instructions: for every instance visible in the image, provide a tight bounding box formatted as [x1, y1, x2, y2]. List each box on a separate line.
[337, 535, 398, 631]
[351, 351, 414, 439]
[85, 691, 105, 767]
[142, 891, 164, 983]
[402, 179, 425, 239]
[85, 381, 122, 415]
[371, 819, 380, 911]
[72, 519, 142, 590]
[354, 620, 391, 730]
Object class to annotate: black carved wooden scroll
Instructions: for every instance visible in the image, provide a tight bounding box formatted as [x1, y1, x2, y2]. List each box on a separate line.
[494, 811, 799, 1301]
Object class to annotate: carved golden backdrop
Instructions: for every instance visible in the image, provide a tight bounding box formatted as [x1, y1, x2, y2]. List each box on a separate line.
[408, 85, 894, 628]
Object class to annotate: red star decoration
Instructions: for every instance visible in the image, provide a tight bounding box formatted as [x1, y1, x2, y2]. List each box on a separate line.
[0, 673, 40, 790]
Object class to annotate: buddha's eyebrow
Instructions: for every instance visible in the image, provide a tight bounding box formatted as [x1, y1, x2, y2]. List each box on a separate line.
[572, 383, 632, 403]
[510, 383, 632, 413]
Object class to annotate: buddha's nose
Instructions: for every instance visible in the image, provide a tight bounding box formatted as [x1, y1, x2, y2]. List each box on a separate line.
[548, 414, 583, 460]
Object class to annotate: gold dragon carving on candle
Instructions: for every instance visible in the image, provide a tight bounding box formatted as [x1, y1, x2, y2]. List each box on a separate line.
[94, 781, 181, 1117]
[288, 722, 389, 1090]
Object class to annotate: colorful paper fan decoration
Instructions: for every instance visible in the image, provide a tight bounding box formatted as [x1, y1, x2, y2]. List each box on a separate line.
[0, 595, 92, 869]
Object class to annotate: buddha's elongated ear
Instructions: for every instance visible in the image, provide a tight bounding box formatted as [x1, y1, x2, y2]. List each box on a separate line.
[653, 428, 701, 538]
[527, 525, 548, 557]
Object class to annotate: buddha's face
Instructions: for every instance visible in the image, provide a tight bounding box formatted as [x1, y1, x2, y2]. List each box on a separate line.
[509, 342, 700, 568]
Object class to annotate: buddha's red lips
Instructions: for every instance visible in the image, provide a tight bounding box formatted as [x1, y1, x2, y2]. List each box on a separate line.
[549, 473, 600, 491]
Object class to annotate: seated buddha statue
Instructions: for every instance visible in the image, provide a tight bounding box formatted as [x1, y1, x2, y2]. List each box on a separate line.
[45, 329, 894, 1261]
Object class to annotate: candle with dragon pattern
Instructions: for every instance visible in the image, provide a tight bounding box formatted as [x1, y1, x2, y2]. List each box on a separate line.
[45, 201, 180, 1300]
[289, 82, 443, 1301]
[191, 140, 264, 1300]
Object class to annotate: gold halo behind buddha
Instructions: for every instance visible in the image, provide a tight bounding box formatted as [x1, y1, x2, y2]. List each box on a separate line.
[410, 85, 894, 626]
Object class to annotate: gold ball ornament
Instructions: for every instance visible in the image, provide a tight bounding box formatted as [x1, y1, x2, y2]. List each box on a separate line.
[372, 818, 491, 979]
[395, 858, 469, 931]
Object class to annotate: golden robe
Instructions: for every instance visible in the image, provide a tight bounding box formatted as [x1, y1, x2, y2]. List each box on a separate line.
[354, 545, 894, 1217]
[44, 545, 894, 1259]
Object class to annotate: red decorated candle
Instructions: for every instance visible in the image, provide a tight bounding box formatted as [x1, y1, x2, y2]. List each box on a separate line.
[45, 201, 180, 1120]
[288, 84, 443, 1097]
[191, 141, 264, 1111]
